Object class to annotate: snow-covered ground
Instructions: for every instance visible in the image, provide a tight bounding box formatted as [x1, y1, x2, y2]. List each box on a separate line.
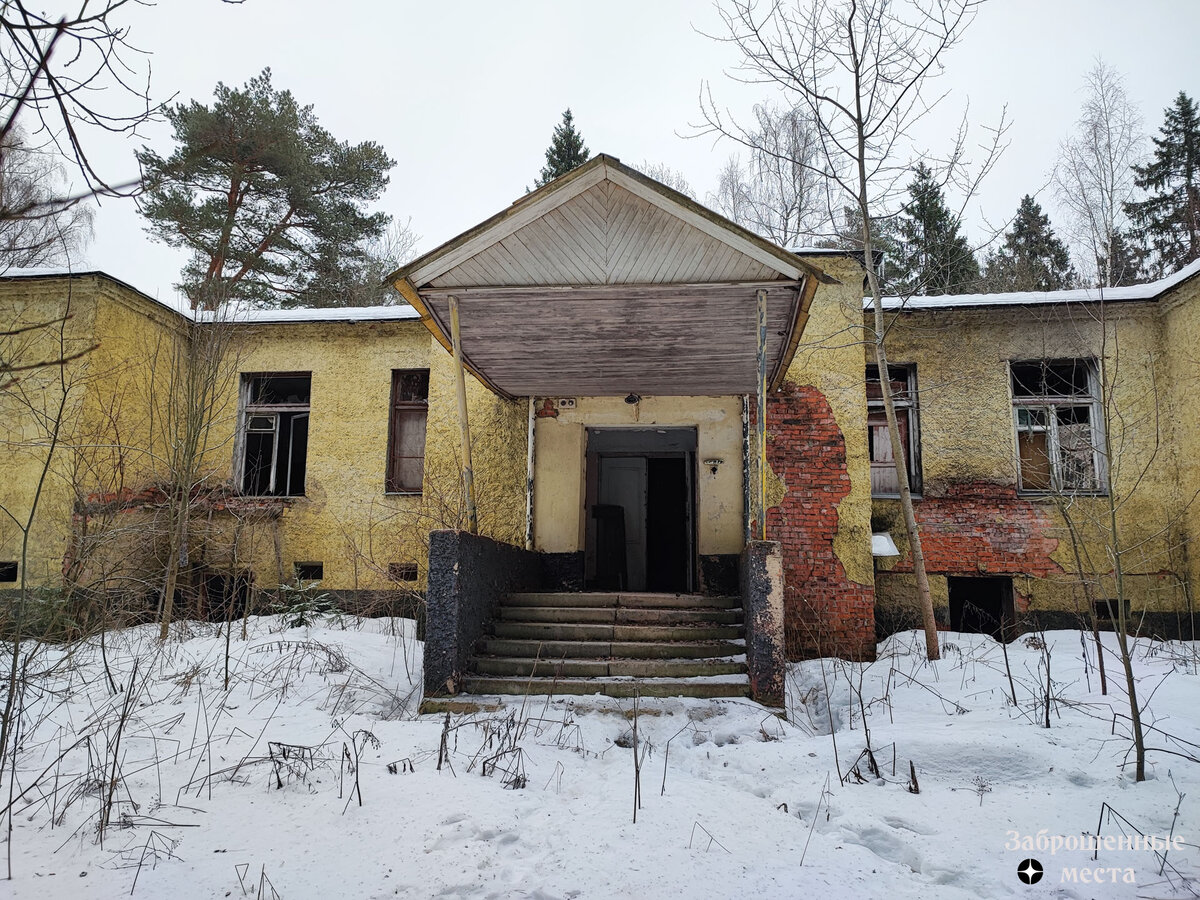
[3, 618, 1199, 899]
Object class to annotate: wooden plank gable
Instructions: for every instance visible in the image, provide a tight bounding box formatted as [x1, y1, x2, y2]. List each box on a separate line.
[430, 181, 780, 288]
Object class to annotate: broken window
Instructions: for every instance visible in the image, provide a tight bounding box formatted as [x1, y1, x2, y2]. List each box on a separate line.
[1011, 360, 1103, 493]
[0, 562, 16, 582]
[867, 364, 921, 495]
[240, 373, 311, 496]
[386, 369, 429, 493]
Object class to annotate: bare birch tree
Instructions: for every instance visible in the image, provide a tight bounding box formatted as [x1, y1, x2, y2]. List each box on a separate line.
[1053, 61, 1147, 287]
[707, 103, 826, 247]
[0, 127, 93, 269]
[634, 161, 696, 198]
[700, 0, 1010, 660]
[0, 1, 172, 207]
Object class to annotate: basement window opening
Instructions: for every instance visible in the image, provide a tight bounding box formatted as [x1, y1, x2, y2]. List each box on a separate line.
[294, 562, 323, 582]
[0, 562, 17, 582]
[388, 562, 419, 582]
[239, 373, 311, 497]
[386, 369, 429, 493]
[1011, 360, 1104, 493]
[867, 364, 921, 496]
[948, 576, 1015, 641]
[1094, 598, 1130, 623]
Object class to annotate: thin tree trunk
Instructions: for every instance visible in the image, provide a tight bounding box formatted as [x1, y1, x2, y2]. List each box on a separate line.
[1098, 303, 1144, 780]
[1058, 503, 1109, 695]
[159, 528, 179, 642]
[1108, 484, 1144, 781]
[853, 101, 939, 661]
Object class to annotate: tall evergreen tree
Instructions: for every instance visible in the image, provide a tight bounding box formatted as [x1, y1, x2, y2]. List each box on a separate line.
[984, 195, 1078, 292]
[137, 69, 394, 309]
[1095, 230, 1145, 288]
[892, 163, 980, 295]
[818, 205, 901, 293]
[1125, 91, 1200, 278]
[535, 109, 590, 187]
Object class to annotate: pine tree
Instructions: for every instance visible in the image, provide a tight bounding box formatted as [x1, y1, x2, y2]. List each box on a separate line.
[137, 68, 393, 309]
[983, 196, 1078, 292]
[892, 163, 981, 295]
[1125, 91, 1200, 278]
[535, 109, 590, 187]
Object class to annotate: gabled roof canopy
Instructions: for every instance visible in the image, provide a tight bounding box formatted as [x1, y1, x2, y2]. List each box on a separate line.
[391, 154, 834, 398]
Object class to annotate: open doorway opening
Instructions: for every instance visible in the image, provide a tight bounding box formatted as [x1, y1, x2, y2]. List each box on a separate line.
[947, 576, 1015, 640]
[585, 427, 696, 593]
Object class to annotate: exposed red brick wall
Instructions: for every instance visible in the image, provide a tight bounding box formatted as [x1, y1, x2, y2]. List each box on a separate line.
[755, 383, 876, 661]
[886, 482, 1062, 579]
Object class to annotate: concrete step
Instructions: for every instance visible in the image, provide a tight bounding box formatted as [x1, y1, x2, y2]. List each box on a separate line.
[503, 592, 741, 610]
[478, 638, 746, 659]
[473, 656, 748, 679]
[462, 675, 751, 700]
[491, 622, 743, 642]
[495, 606, 743, 626]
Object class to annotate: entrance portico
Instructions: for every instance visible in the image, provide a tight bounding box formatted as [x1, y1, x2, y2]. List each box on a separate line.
[391, 154, 833, 704]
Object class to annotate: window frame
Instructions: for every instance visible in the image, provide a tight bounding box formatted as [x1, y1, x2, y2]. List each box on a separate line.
[235, 372, 312, 498]
[1010, 359, 1107, 495]
[385, 369, 429, 495]
[866, 363, 922, 497]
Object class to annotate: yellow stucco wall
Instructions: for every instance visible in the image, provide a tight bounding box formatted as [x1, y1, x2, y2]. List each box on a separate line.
[531, 395, 745, 555]
[6, 263, 1199, 629]
[205, 318, 435, 590]
[1161, 278, 1200, 603]
[422, 338, 529, 548]
[870, 297, 1192, 618]
[1, 276, 452, 598]
[0, 277, 99, 588]
[785, 255, 875, 589]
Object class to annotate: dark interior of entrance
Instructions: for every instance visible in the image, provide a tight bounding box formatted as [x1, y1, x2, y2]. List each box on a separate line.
[585, 428, 696, 593]
[948, 576, 1015, 640]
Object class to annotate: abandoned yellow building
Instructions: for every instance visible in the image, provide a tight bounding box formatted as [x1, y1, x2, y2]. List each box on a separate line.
[2, 155, 1199, 705]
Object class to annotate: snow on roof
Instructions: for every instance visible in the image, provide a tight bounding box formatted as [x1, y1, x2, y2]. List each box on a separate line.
[2, 266, 82, 278]
[207, 304, 420, 324]
[0, 268, 419, 324]
[1, 267, 194, 316]
[867, 258, 1200, 311]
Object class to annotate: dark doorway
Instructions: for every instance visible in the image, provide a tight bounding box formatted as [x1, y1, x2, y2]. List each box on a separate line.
[585, 427, 696, 593]
[646, 457, 689, 591]
[948, 576, 1015, 640]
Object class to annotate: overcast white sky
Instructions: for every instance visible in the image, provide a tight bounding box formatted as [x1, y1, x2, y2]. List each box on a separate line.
[60, 0, 1200, 303]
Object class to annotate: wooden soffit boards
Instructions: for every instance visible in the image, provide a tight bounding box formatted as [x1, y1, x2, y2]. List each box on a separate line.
[410, 280, 804, 398]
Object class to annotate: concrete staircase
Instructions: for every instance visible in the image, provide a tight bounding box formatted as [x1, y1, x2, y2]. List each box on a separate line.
[464, 591, 750, 699]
